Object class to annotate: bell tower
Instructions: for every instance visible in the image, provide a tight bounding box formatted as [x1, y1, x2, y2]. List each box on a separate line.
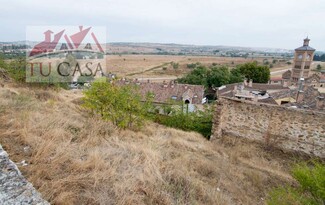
[291, 37, 316, 82]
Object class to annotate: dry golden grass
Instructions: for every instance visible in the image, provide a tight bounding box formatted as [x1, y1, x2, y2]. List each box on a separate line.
[106, 55, 283, 80]
[0, 84, 298, 205]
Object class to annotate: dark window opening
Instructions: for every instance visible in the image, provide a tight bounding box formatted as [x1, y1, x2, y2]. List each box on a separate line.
[281, 101, 289, 105]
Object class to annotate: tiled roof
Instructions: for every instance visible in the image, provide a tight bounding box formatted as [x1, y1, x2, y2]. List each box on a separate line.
[282, 70, 292, 79]
[270, 76, 283, 81]
[292, 86, 325, 111]
[258, 97, 278, 105]
[295, 46, 316, 51]
[270, 89, 297, 100]
[248, 83, 290, 91]
[305, 73, 325, 83]
[218, 82, 289, 100]
[320, 75, 325, 83]
[115, 80, 205, 104]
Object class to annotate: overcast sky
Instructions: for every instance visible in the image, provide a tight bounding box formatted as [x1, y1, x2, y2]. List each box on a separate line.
[0, 0, 324, 49]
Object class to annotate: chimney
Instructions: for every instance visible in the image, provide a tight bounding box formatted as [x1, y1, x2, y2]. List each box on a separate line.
[298, 78, 305, 91]
[283, 80, 288, 87]
[244, 79, 248, 86]
[296, 90, 304, 103]
[253, 94, 258, 102]
[313, 88, 319, 96]
[163, 80, 168, 88]
[248, 79, 253, 87]
[232, 85, 238, 96]
[316, 96, 324, 109]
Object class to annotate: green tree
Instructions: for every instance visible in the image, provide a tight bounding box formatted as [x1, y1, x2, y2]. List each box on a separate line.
[187, 63, 197, 69]
[83, 81, 153, 129]
[178, 65, 244, 88]
[172, 62, 179, 70]
[237, 62, 270, 83]
[206, 66, 231, 88]
[177, 66, 208, 86]
[0, 54, 8, 69]
[316, 64, 322, 71]
[7, 57, 27, 82]
[229, 67, 244, 83]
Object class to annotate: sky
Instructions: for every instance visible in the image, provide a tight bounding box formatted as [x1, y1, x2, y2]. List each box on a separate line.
[0, 0, 324, 50]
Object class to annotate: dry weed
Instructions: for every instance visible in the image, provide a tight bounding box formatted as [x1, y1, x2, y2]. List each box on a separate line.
[0, 86, 296, 205]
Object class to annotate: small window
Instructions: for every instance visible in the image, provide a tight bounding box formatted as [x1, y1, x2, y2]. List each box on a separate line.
[281, 101, 289, 105]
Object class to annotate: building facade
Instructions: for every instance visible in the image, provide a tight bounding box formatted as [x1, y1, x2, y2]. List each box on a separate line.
[291, 37, 316, 81]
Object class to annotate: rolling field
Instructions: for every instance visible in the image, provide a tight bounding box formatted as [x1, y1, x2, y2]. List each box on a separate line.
[106, 55, 290, 81]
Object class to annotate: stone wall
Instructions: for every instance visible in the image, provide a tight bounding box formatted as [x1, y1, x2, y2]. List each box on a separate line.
[211, 97, 325, 158]
[0, 144, 49, 205]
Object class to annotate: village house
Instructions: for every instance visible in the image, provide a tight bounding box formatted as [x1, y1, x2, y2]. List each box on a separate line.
[115, 78, 206, 112]
[217, 38, 325, 113]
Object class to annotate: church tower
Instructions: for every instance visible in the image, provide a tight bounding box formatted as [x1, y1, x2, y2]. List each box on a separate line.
[291, 37, 316, 81]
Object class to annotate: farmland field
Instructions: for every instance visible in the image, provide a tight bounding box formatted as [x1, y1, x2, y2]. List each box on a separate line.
[106, 55, 290, 81]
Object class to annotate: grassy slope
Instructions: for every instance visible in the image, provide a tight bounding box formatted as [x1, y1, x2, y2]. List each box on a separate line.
[0, 83, 299, 205]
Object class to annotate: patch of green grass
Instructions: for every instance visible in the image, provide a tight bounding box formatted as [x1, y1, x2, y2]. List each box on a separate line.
[267, 161, 325, 205]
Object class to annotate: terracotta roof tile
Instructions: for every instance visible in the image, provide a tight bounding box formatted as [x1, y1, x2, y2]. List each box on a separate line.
[115, 80, 205, 104]
[282, 70, 292, 79]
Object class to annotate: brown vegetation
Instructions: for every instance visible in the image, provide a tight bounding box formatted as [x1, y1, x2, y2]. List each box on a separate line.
[0, 84, 298, 205]
[106, 55, 284, 80]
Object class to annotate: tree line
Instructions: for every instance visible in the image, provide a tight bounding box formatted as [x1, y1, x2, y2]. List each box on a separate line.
[178, 62, 270, 88]
[314, 54, 325, 62]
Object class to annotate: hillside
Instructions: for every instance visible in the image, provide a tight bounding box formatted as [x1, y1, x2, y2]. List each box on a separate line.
[106, 42, 292, 55]
[0, 79, 301, 205]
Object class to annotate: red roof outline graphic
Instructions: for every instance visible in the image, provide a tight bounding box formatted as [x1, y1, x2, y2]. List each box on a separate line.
[29, 26, 105, 57]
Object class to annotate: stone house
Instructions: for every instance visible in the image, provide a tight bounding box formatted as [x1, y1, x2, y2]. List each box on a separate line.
[218, 78, 325, 112]
[115, 79, 206, 111]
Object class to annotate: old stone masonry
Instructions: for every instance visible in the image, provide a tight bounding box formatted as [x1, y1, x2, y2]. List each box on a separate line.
[0, 144, 49, 205]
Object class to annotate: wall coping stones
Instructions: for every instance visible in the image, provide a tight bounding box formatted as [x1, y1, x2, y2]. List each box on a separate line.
[0, 144, 49, 205]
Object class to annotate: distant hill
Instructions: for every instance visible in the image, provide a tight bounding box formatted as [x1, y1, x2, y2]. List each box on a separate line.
[106, 42, 292, 55]
[1, 41, 294, 56]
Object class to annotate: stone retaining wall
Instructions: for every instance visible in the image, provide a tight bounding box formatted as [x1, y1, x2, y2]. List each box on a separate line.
[211, 97, 325, 158]
[0, 144, 49, 205]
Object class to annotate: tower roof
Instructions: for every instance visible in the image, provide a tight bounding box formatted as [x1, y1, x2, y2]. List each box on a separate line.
[295, 37, 315, 51]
